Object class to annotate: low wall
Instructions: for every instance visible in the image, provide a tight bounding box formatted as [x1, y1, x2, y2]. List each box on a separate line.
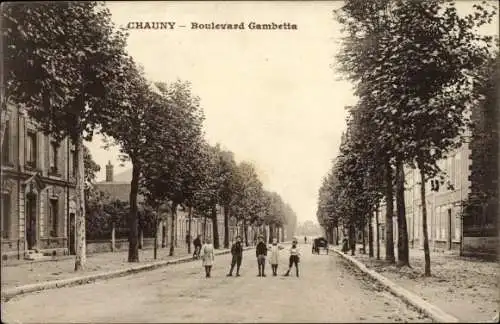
[87, 238, 158, 254]
[462, 236, 498, 259]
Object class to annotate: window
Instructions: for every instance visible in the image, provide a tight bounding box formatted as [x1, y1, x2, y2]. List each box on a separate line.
[415, 209, 420, 239]
[440, 207, 446, 240]
[49, 199, 58, 237]
[50, 141, 59, 174]
[70, 149, 77, 177]
[26, 132, 37, 168]
[454, 154, 461, 190]
[2, 122, 10, 164]
[1, 193, 10, 239]
[454, 207, 461, 240]
[439, 207, 444, 240]
[407, 214, 413, 241]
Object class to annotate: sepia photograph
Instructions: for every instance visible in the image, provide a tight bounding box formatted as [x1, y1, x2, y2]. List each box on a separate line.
[0, 1, 498, 323]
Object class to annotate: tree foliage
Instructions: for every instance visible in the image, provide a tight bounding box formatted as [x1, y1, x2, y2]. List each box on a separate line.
[318, 0, 496, 274]
[4, 1, 129, 271]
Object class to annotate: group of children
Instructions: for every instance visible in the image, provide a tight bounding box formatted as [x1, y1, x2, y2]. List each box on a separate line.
[198, 235, 301, 278]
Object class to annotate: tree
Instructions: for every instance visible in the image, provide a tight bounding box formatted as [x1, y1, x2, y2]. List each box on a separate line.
[213, 146, 238, 249]
[190, 143, 221, 248]
[100, 58, 158, 262]
[141, 80, 205, 257]
[335, 0, 495, 274]
[464, 52, 499, 237]
[83, 145, 101, 188]
[231, 162, 265, 246]
[4, 2, 129, 271]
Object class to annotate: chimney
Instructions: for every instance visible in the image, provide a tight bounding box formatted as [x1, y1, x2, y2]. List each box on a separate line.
[106, 160, 114, 182]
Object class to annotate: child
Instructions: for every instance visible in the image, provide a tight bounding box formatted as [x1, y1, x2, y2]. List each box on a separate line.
[284, 239, 301, 277]
[227, 236, 243, 277]
[201, 238, 215, 278]
[255, 235, 268, 277]
[268, 238, 284, 276]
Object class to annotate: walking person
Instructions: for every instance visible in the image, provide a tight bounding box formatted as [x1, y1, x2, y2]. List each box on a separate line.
[227, 236, 243, 277]
[284, 239, 301, 277]
[201, 238, 215, 278]
[193, 234, 202, 259]
[268, 238, 284, 276]
[256, 235, 268, 277]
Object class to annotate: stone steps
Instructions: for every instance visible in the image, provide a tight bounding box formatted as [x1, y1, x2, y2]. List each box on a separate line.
[24, 249, 49, 261]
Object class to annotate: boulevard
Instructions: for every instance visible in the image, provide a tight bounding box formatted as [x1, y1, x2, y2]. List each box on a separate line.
[2, 245, 429, 323]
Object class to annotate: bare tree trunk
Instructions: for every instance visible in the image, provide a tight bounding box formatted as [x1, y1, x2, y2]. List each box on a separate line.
[385, 160, 395, 263]
[138, 227, 143, 250]
[349, 224, 356, 256]
[223, 204, 230, 248]
[154, 214, 158, 260]
[127, 161, 140, 262]
[0, 108, 8, 153]
[362, 217, 366, 253]
[111, 222, 116, 252]
[211, 205, 220, 249]
[396, 159, 410, 267]
[74, 136, 87, 271]
[243, 219, 249, 246]
[203, 216, 207, 240]
[368, 212, 374, 257]
[169, 203, 177, 256]
[187, 206, 192, 254]
[376, 207, 380, 260]
[418, 160, 431, 276]
[161, 222, 166, 248]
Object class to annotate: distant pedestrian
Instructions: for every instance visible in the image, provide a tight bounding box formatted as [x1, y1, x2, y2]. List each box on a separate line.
[227, 236, 243, 277]
[304, 236, 307, 244]
[193, 235, 202, 259]
[284, 239, 301, 277]
[268, 238, 284, 276]
[256, 235, 268, 277]
[201, 238, 215, 278]
[341, 238, 349, 253]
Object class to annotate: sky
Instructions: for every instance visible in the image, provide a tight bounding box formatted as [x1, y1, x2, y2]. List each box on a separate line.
[86, 1, 498, 225]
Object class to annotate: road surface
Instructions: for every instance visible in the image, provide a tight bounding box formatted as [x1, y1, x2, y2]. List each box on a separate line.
[2, 244, 430, 323]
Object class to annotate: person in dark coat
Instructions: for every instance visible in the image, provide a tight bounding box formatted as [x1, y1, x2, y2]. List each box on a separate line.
[227, 236, 243, 277]
[193, 235, 202, 259]
[341, 238, 349, 253]
[256, 235, 268, 277]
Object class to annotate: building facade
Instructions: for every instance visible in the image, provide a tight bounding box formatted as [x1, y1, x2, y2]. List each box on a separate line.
[95, 162, 216, 250]
[1, 105, 76, 259]
[372, 143, 471, 253]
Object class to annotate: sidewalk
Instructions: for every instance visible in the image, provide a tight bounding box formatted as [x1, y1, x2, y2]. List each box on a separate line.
[1, 247, 193, 291]
[342, 244, 499, 323]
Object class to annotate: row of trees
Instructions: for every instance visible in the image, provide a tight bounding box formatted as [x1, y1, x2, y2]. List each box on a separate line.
[3, 2, 297, 270]
[317, 0, 497, 276]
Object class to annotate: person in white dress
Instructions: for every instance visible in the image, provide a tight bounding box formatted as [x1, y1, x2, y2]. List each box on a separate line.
[201, 238, 215, 278]
[268, 238, 284, 276]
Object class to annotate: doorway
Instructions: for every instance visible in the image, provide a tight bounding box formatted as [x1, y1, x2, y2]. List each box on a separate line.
[69, 213, 76, 255]
[25, 193, 37, 250]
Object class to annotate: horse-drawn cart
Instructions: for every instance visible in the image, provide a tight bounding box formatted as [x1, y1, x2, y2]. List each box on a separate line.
[312, 237, 328, 255]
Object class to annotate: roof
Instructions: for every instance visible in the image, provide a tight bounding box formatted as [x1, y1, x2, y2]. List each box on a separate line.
[112, 169, 133, 182]
[94, 182, 144, 203]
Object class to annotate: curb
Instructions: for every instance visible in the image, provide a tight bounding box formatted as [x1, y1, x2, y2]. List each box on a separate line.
[331, 247, 459, 323]
[2, 246, 256, 302]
